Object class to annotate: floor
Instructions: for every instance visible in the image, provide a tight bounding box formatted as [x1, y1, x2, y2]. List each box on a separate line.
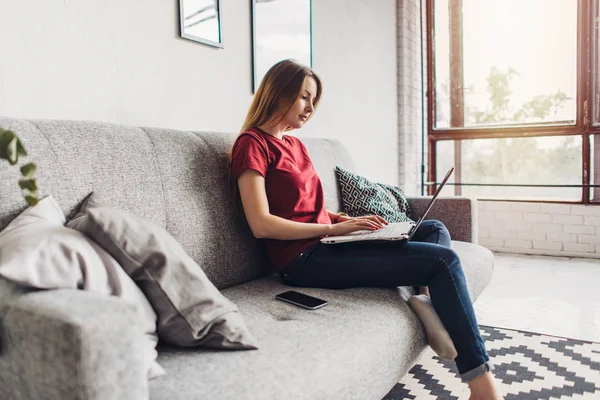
[474, 252, 600, 343]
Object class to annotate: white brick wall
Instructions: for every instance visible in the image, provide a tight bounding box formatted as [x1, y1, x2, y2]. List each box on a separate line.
[479, 201, 600, 258]
[397, 0, 424, 196]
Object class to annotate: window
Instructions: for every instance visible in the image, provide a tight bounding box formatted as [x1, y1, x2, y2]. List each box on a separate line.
[426, 0, 600, 204]
[594, 0, 600, 126]
[436, 137, 582, 201]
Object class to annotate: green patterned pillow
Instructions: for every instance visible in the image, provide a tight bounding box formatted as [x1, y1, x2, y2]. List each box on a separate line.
[335, 166, 413, 223]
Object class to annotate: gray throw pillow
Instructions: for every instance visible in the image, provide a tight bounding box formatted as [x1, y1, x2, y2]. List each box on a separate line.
[335, 166, 413, 223]
[67, 192, 258, 350]
[0, 195, 165, 380]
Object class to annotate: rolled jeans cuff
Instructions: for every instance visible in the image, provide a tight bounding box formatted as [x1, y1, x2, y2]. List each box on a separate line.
[460, 360, 494, 382]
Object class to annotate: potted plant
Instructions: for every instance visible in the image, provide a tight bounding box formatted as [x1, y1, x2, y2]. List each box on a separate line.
[0, 128, 39, 206]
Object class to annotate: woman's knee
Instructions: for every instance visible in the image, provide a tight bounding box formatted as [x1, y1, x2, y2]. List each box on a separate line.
[431, 220, 450, 235]
[434, 246, 463, 275]
[427, 220, 451, 247]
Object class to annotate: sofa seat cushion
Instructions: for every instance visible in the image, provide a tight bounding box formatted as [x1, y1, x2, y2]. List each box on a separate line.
[151, 275, 425, 400]
[149, 241, 494, 400]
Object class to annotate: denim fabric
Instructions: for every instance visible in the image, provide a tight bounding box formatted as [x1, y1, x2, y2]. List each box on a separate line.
[280, 220, 493, 382]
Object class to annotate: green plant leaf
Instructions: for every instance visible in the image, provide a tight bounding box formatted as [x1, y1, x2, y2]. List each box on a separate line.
[0, 129, 15, 148]
[20, 162, 37, 178]
[0, 132, 9, 161]
[0, 129, 27, 164]
[0, 130, 19, 164]
[16, 138, 28, 157]
[24, 194, 39, 207]
[1, 129, 38, 208]
[6, 137, 18, 165]
[19, 178, 38, 192]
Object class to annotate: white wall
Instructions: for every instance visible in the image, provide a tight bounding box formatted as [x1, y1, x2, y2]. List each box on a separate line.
[308, 1, 398, 184]
[0, 1, 253, 133]
[0, 0, 399, 185]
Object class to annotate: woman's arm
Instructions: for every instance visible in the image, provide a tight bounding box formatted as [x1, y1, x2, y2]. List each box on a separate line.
[237, 170, 382, 240]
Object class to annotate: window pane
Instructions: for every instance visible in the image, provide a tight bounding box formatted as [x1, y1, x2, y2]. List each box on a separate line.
[434, 0, 577, 129]
[592, 134, 600, 202]
[436, 136, 582, 201]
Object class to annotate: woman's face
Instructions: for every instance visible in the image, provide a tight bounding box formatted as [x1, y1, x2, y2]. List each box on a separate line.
[283, 76, 318, 130]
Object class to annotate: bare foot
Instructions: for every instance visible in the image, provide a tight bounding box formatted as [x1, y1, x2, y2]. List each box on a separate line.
[467, 372, 504, 400]
[408, 294, 457, 361]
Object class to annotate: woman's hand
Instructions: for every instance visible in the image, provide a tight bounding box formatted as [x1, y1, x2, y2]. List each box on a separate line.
[339, 214, 388, 226]
[329, 215, 388, 236]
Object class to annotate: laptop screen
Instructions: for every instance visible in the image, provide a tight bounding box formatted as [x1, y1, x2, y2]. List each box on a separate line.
[408, 167, 455, 238]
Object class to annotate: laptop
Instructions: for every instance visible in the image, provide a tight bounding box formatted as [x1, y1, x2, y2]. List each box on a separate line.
[320, 167, 454, 244]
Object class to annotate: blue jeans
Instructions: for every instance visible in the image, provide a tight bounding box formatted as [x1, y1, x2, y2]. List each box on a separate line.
[279, 220, 493, 382]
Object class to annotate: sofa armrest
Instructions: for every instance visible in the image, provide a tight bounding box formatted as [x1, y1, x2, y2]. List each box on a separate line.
[0, 288, 149, 400]
[407, 196, 478, 243]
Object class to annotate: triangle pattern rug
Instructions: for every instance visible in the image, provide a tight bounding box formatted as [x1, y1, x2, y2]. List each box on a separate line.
[384, 325, 600, 400]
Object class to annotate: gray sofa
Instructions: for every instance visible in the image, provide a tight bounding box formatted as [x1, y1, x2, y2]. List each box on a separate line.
[0, 117, 494, 400]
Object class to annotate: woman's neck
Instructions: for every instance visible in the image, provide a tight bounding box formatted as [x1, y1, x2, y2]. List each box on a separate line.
[257, 122, 288, 140]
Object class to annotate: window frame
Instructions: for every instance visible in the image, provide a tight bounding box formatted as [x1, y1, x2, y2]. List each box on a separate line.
[425, 0, 600, 204]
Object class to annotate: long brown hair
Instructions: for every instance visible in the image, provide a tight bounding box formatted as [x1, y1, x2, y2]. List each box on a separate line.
[227, 59, 323, 217]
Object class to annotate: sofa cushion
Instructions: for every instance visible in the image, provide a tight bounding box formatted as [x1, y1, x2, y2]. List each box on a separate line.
[0, 195, 164, 379]
[67, 192, 258, 350]
[149, 240, 494, 400]
[0, 195, 81, 289]
[151, 275, 425, 400]
[335, 166, 412, 222]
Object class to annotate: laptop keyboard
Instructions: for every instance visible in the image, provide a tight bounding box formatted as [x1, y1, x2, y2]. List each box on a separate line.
[355, 221, 414, 239]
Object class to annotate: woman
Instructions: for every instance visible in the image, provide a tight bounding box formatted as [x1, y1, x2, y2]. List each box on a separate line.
[229, 59, 503, 400]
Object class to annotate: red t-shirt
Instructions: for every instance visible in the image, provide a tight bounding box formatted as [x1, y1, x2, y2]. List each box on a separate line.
[230, 127, 331, 271]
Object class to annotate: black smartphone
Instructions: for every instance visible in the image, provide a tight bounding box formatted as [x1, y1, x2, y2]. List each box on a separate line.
[275, 290, 328, 310]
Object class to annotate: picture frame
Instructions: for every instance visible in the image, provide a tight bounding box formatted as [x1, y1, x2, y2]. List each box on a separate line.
[179, 0, 223, 48]
[251, 0, 312, 92]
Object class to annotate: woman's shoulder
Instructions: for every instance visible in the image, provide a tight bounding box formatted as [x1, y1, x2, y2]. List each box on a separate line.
[234, 128, 268, 148]
[238, 127, 263, 140]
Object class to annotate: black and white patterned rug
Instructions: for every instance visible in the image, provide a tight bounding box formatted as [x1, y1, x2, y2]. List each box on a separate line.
[385, 326, 600, 400]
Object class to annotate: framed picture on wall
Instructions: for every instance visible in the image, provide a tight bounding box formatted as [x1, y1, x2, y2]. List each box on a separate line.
[251, 0, 312, 92]
[179, 0, 223, 48]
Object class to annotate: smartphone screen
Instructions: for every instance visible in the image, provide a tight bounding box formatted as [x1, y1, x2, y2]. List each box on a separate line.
[275, 290, 328, 310]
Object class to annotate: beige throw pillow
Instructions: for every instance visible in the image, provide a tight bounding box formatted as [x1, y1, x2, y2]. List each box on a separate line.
[0, 195, 165, 379]
[67, 193, 258, 350]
